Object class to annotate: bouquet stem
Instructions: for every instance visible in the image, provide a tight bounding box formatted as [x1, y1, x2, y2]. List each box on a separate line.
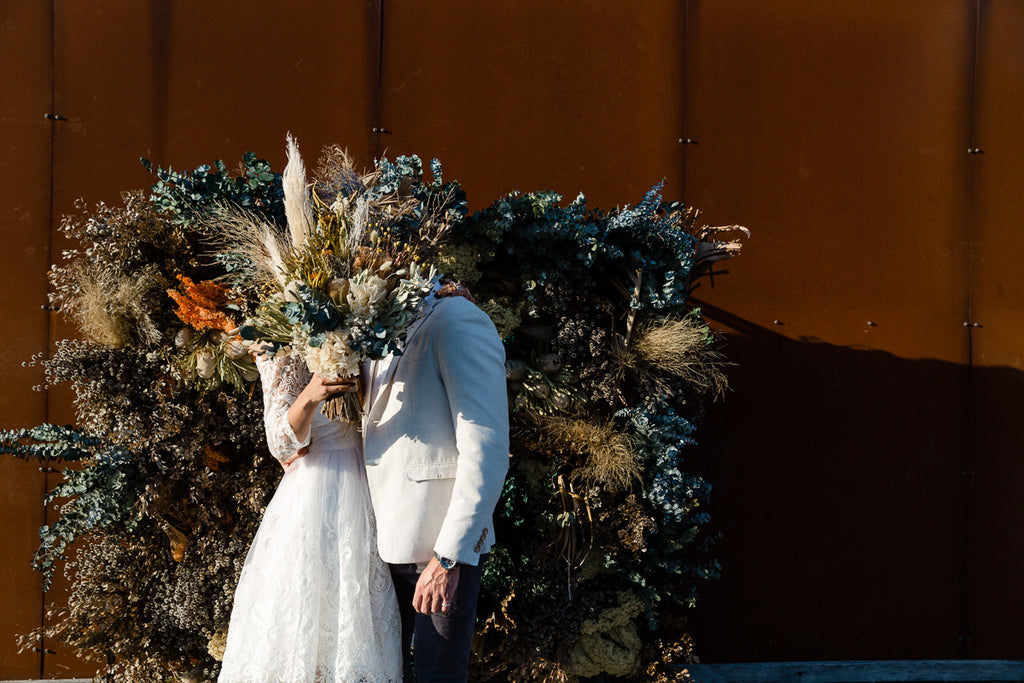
[320, 380, 364, 424]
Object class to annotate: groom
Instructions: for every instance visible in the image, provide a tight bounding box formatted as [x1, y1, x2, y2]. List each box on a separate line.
[361, 284, 510, 682]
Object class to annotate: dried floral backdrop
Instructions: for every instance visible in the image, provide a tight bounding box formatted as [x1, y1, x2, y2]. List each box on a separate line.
[0, 145, 746, 682]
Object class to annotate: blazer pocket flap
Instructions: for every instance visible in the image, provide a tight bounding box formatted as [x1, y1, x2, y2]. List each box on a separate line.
[406, 460, 458, 481]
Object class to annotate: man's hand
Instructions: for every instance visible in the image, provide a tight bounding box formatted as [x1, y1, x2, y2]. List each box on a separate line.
[413, 557, 460, 615]
[437, 279, 476, 304]
[280, 445, 309, 472]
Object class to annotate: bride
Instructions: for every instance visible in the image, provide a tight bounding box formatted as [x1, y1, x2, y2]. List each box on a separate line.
[218, 352, 402, 682]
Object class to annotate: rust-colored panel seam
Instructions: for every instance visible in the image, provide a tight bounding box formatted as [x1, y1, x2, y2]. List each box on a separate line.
[680, 0, 691, 196]
[958, 0, 983, 659]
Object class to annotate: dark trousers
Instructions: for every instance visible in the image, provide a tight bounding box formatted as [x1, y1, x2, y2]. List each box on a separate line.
[389, 556, 486, 683]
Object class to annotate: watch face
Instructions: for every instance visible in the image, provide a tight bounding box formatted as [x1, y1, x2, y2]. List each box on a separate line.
[439, 556, 457, 570]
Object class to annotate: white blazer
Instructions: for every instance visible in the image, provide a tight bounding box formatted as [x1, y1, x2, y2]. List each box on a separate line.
[362, 295, 510, 566]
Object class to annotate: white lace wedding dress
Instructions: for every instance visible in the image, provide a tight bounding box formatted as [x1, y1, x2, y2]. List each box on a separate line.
[218, 354, 402, 682]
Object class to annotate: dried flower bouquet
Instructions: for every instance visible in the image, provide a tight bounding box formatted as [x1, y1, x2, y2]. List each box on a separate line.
[224, 136, 439, 422]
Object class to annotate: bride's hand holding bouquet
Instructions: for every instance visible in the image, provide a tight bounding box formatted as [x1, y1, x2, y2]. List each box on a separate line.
[288, 373, 359, 442]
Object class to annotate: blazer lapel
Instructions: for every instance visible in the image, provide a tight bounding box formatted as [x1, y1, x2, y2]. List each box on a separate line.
[366, 295, 440, 423]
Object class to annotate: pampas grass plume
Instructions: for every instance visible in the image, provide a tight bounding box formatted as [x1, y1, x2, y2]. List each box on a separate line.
[283, 133, 315, 248]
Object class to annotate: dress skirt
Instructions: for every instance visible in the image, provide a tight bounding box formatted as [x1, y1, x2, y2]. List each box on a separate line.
[218, 440, 402, 683]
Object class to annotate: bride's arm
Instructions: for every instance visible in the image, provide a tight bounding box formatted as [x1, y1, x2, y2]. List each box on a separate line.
[255, 353, 314, 464]
[255, 352, 359, 465]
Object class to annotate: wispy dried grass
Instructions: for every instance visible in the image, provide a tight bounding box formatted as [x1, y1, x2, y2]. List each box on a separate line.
[70, 264, 162, 348]
[533, 416, 640, 492]
[620, 316, 729, 399]
[208, 204, 289, 289]
[314, 145, 367, 203]
[315, 145, 456, 253]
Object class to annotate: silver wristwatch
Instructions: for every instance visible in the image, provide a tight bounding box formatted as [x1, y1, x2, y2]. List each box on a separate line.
[433, 552, 458, 571]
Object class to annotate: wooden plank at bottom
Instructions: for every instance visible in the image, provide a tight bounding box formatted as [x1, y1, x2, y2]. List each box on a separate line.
[685, 660, 1024, 683]
[6, 661, 1024, 682]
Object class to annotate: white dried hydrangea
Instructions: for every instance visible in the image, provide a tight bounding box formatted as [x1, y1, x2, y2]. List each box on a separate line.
[298, 330, 361, 379]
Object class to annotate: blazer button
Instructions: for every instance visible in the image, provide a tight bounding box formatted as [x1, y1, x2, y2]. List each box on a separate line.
[474, 527, 489, 552]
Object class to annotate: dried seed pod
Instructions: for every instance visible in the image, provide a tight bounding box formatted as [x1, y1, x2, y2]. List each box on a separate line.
[538, 353, 562, 374]
[527, 381, 551, 399]
[196, 348, 217, 379]
[224, 339, 248, 360]
[552, 391, 573, 411]
[174, 327, 194, 348]
[506, 359, 528, 381]
[327, 277, 349, 302]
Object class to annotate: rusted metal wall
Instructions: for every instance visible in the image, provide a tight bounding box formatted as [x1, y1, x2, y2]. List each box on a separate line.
[379, 1, 686, 211]
[1, 0, 1022, 676]
[0, 3, 54, 679]
[685, 0, 1013, 663]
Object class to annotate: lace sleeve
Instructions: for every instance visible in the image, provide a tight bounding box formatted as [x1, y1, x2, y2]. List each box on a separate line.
[255, 353, 313, 462]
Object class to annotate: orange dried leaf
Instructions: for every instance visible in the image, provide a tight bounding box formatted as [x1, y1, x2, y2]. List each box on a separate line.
[168, 275, 237, 331]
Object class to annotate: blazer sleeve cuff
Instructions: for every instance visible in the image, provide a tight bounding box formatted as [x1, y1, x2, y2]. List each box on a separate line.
[433, 527, 490, 567]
